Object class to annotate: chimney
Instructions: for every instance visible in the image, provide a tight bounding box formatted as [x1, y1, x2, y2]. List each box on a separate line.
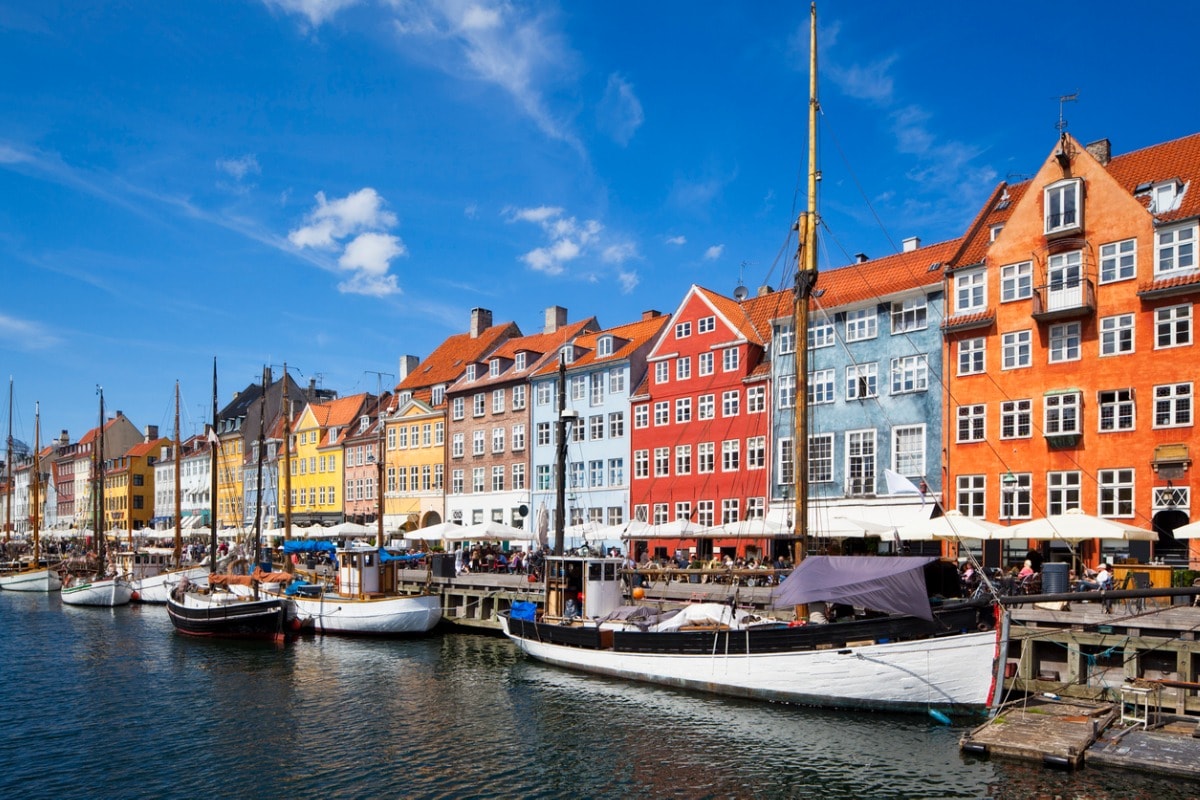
[757, 285, 774, 297]
[58, 430, 69, 446]
[144, 425, 159, 442]
[855, 252, 869, 263]
[902, 237, 920, 253]
[398, 355, 419, 381]
[470, 307, 493, 338]
[544, 305, 567, 334]
[641, 309, 662, 321]
[1085, 138, 1111, 165]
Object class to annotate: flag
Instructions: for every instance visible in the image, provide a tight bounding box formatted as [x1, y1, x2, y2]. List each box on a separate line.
[884, 469, 925, 505]
[206, 428, 220, 446]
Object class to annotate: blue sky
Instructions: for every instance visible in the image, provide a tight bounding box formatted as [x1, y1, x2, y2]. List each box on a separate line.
[4, 0, 1200, 444]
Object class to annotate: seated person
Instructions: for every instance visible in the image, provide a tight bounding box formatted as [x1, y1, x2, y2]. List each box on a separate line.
[1075, 563, 1112, 592]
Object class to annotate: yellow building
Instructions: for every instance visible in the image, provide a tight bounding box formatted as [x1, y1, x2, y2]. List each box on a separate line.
[103, 435, 170, 532]
[215, 427, 245, 531]
[384, 398, 444, 530]
[290, 394, 370, 526]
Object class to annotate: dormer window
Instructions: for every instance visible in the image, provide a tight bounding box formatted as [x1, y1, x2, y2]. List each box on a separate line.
[466, 364, 477, 381]
[489, 359, 501, 377]
[597, 336, 613, 357]
[1150, 180, 1184, 214]
[560, 346, 574, 365]
[430, 386, 443, 406]
[359, 415, 370, 432]
[397, 391, 412, 405]
[515, 352, 527, 370]
[1045, 178, 1082, 235]
[989, 223, 1004, 242]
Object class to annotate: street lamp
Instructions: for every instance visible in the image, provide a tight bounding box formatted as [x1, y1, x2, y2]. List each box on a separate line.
[1001, 471, 1018, 523]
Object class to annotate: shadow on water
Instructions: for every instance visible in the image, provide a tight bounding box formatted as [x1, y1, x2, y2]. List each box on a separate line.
[1, 591, 1197, 800]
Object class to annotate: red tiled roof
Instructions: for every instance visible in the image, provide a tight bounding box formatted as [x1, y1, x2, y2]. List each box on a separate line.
[533, 314, 669, 377]
[950, 182, 1031, 269]
[458, 318, 599, 389]
[397, 322, 520, 393]
[818, 238, 960, 308]
[1105, 131, 1200, 224]
[125, 438, 169, 458]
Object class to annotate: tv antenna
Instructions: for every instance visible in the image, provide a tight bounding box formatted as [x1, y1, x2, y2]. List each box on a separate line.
[1056, 91, 1079, 133]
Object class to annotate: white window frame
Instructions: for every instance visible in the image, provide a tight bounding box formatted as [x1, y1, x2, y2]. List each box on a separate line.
[890, 297, 927, 334]
[1001, 330, 1032, 370]
[1048, 322, 1081, 363]
[845, 362, 878, 400]
[954, 268, 986, 314]
[892, 424, 925, 477]
[845, 429, 876, 496]
[1099, 239, 1136, 284]
[810, 369, 834, 405]
[698, 352, 714, 376]
[654, 361, 669, 384]
[808, 433, 831, 484]
[890, 354, 928, 394]
[956, 404, 985, 443]
[1044, 392, 1082, 436]
[698, 316, 716, 334]
[958, 337, 985, 375]
[1000, 261, 1033, 302]
[1155, 304, 1192, 349]
[1155, 223, 1196, 276]
[809, 316, 835, 349]
[1153, 383, 1193, 428]
[1100, 314, 1135, 356]
[1000, 399, 1032, 440]
[1044, 177, 1081, 234]
[1098, 468, 1135, 518]
[1098, 389, 1135, 432]
[844, 308, 877, 342]
[722, 347, 740, 372]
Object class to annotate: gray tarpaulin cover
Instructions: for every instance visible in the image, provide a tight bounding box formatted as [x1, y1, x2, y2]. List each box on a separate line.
[772, 556, 936, 621]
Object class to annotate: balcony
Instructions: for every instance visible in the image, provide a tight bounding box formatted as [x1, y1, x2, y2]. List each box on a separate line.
[1031, 278, 1095, 322]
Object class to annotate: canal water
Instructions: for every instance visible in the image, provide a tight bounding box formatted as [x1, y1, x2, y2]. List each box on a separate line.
[0, 591, 1194, 800]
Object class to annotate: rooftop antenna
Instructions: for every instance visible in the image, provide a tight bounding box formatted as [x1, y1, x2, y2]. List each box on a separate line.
[1056, 91, 1079, 133]
[733, 260, 750, 301]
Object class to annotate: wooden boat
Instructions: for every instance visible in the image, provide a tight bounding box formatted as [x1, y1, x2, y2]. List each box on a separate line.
[0, 399, 63, 593]
[499, 4, 1005, 717]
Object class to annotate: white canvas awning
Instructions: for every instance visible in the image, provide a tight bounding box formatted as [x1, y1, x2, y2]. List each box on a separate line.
[806, 502, 935, 538]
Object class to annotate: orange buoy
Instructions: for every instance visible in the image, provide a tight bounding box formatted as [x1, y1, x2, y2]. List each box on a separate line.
[632, 587, 645, 600]
[130, 591, 141, 602]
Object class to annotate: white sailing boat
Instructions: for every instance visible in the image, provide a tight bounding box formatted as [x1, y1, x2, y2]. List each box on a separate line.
[0, 400, 63, 592]
[62, 387, 134, 607]
[499, 3, 1004, 716]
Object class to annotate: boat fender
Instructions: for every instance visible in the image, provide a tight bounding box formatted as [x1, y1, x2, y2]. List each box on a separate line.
[928, 709, 951, 726]
[130, 591, 141, 602]
[787, 620, 807, 627]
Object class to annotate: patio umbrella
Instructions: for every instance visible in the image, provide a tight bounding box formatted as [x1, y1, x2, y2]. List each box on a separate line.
[647, 518, 703, 538]
[894, 509, 1008, 541]
[534, 503, 549, 547]
[324, 521, 373, 537]
[406, 521, 464, 541]
[1168, 520, 1200, 539]
[599, 519, 652, 540]
[445, 519, 529, 542]
[1004, 508, 1156, 541]
[703, 519, 793, 538]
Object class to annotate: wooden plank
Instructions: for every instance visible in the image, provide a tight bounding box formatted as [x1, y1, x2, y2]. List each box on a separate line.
[961, 698, 1116, 768]
[1088, 728, 1200, 779]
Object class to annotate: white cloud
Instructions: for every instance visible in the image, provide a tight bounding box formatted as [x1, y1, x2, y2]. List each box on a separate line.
[597, 73, 644, 146]
[601, 242, 637, 264]
[263, 0, 362, 27]
[508, 204, 636, 285]
[617, 270, 639, 293]
[463, 202, 478, 219]
[665, 235, 686, 246]
[0, 313, 60, 350]
[289, 187, 404, 296]
[704, 244, 724, 261]
[509, 205, 564, 224]
[216, 154, 261, 182]
[827, 55, 897, 104]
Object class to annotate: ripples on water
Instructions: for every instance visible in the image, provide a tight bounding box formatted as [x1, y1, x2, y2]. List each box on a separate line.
[1, 591, 1196, 800]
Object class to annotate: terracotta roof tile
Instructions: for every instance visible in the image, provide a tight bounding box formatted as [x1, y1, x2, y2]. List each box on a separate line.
[818, 238, 960, 308]
[455, 318, 599, 389]
[533, 314, 670, 377]
[1105, 131, 1200, 224]
[950, 182, 1031, 269]
[397, 322, 520, 393]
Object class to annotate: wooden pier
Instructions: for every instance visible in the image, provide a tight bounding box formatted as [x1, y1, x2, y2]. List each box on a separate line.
[961, 696, 1118, 768]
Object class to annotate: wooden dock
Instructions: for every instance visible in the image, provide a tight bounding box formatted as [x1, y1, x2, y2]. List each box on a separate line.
[1088, 718, 1200, 779]
[961, 696, 1118, 768]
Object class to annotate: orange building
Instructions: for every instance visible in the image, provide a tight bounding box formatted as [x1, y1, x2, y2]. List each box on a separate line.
[943, 132, 1200, 569]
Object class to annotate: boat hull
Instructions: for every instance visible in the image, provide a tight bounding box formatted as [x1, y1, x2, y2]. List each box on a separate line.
[167, 591, 291, 640]
[132, 566, 210, 604]
[289, 590, 442, 635]
[0, 568, 63, 593]
[61, 578, 134, 607]
[500, 613, 997, 715]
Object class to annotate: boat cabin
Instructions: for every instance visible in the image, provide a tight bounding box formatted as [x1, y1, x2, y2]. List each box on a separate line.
[544, 555, 624, 619]
[338, 546, 398, 596]
[115, 547, 178, 580]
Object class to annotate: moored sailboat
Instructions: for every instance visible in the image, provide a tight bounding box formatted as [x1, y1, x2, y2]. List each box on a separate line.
[499, 3, 1004, 716]
[0, 401, 63, 592]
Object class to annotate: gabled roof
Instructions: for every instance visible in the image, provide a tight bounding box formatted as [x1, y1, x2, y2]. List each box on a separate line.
[646, 284, 765, 361]
[455, 317, 599, 390]
[818, 238, 961, 307]
[950, 182, 1031, 269]
[532, 313, 670, 377]
[397, 322, 520, 394]
[124, 437, 170, 459]
[1104, 130, 1200, 224]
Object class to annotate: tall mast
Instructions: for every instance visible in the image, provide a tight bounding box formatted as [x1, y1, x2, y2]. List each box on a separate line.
[282, 364, 292, 569]
[173, 380, 182, 568]
[375, 391, 386, 550]
[209, 358, 218, 575]
[792, 1, 819, 566]
[96, 386, 106, 578]
[31, 402, 40, 563]
[252, 367, 268, 599]
[4, 377, 12, 544]
[553, 358, 568, 557]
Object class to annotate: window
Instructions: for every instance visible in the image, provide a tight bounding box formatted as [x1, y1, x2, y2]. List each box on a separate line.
[776, 323, 795, 354]
[722, 347, 740, 372]
[721, 390, 740, 417]
[492, 389, 505, 414]
[571, 376, 586, 401]
[1045, 392, 1082, 435]
[571, 420, 585, 443]
[721, 498, 740, 525]
[722, 440, 740, 472]
[491, 466, 505, 492]
[698, 351, 714, 376]
[1046, 250, 1084, 312]
[570, 462, 584, 489]
[509, 424, 524, 451]
[696, 501, 714, 528]
[654, 362, 669, 384]
[676, 357, 691, 381]
[1155, 304, 1192, 348]
[654, 447, 670, 477]
[958, 338, 985, 375]
[536, 422, 551, 447]
[890, 297, 927, 333]
[608, 458, 623, 486]
[1099, 389, 1135, 432]
[397, 426, 409, 449]
[1100, 314, 1135, 356]
[747, 385, 765, 413]
[1000, 261, 1033, 302]
[634, 450, 649, 479]
[608, 412, 624, 438]
[536, 382, 553, 406]
[809, 316, 834, 349]
[653, 401, 669, 426]
[1000, 399, 1032, 439]
[451, 397, 465, 421]
[597, 336, 613, 357]
[1048, 322, 1081, 363]
[955, 269, 986, 313]
[810, 369, 834, 404]
[777, 374, 796, 408]
[845, 308, 877, 341]
[609, 368, 625, 394]
[1154, 383, 1192, 427]
[451, 433, 464, 458]
[1156, 224, 1196, 276]
[489, 359, 501, 378]
[697, 393, 715, 419]
[472, 468, 485, 493]
[589, 460, 604, 488]
[999, 473, 1031, 521]
[698, 316, 715, 333]
[747, 497, 765, 520]
[634, 404, 648, 428]
[587, 414, 603, 440]
[435, 421, 444, 445]
[515, 352, 527, 370]
[808, 434, 832, 483]
[777, 437, 795, 486]
[951, 475, 984, 518]
[511, 463, 525, 490]
[675, 321, 692, 339]
[845, 363, 878, 400]
[1098, 468, 1135, 517]
[698, 442, 714, 473]
[1151, 180, 1183, 213]
[1099, 239, 1136, 283]
[957, 404, 985, 443]
[472, 430, 485, 455]
[675, 397, 692, 424]
[512, 385, 526, 410]
[491, 427, 505, 453]
[472, 393, 485, 417]
[1046, 471, 1081, 516]
[451, 469, 463, 494]
[430, 386, 444, 406]
[892, 425, 925, 476]
[560, 346, 574, 365]
[890, 355, 928, 394]
[990, 223, 1004, 241]
[1001, 331, 1032, 369]
[845, 430, 876, 496]
[466, 364, 476, 381]
[1044, 178, 1081, 234]
[535, 465, 551, 491]
[590, 373, 604, 405]
[746, 436, 766, 470]
[675, 445, 692, 475]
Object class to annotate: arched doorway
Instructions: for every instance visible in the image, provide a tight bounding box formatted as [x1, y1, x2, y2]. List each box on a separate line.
[1153, 507, 1190, 566]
